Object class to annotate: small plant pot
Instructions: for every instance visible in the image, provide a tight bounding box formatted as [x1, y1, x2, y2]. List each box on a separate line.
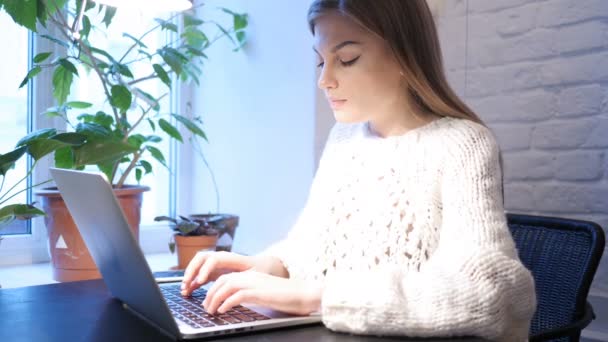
[189, 214, 239, 252]
[174, 234, 218, 269]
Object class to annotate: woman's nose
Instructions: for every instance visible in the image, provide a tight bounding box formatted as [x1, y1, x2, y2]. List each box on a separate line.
[318, 65, 338, 90]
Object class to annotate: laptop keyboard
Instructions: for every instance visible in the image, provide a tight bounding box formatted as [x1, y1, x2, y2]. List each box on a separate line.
[160, 284, 271, 329]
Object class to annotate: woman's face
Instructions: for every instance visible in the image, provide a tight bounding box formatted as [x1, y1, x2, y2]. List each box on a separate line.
[313, 11, 405, 124]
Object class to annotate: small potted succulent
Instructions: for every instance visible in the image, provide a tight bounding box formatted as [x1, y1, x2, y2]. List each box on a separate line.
[154, 215, 218, 269]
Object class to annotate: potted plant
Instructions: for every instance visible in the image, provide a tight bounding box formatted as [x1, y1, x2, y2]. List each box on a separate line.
[0, 0, 248, 281]
[154, 214, 218, 269]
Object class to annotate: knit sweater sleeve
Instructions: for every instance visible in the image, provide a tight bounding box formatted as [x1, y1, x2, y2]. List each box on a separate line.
[320, 125, 537, 341]
[257, 124, 345, 280]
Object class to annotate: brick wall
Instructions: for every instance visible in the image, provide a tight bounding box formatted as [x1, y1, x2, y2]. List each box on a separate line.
[433, 0, 608, 293]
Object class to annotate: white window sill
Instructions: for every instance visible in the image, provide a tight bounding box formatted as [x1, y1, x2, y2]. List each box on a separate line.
[0, 252, 178, 289]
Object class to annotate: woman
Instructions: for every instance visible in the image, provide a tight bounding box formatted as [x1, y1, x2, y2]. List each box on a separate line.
[180, 1, 536, 340]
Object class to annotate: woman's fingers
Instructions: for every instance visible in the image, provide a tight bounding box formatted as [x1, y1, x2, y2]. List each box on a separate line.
[181, 251, 211, 292]
[182, 252, 253, 296]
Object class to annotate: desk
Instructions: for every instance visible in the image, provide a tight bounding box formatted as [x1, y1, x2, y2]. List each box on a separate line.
[0, 280, 486, 341]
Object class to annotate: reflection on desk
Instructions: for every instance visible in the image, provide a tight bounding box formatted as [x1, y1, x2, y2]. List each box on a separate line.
[0, 279, 487, 341]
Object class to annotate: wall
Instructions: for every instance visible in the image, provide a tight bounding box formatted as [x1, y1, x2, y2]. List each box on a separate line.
[433, 0, 608, 293]
[186, 0, 317, 254]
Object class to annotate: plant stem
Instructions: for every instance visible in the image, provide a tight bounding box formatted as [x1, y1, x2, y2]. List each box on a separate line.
[0, 161, 38, 203]
[0, 176, 5, 196]
[0, 179, 53, 206]
[116, 150, 142, 188]
[125, 93, 168, 138]
[71, 0, 87, 36]
[127, 74, 158, 87]
[192, 137, 220, 213]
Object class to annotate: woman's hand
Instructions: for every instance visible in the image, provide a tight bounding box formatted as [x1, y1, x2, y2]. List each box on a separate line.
[181, 251, 289, 296]
[202, 270, 323, 316]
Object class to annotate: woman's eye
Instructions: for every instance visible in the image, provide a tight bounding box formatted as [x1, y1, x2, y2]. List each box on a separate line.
[340, 56, 360, 66]
[316, 61, 324, 68]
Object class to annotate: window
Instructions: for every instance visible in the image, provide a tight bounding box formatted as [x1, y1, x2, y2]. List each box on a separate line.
[0, 11, 32, 235]
[66, 9, 175, 226]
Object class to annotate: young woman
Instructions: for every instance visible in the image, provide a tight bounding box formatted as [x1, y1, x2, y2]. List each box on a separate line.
[180, 1, 536, 341]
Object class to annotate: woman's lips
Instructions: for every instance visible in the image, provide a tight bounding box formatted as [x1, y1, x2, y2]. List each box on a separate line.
[329, 99, 347, 109]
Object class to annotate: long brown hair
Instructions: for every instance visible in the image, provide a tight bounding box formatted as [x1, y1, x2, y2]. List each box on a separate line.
[307, 0, 484, 126]
[308, 0, 507, 204]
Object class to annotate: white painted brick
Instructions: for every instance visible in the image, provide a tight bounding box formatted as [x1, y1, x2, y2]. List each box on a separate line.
[503, 151, 556, 181]
[467, 62, 543, 97]
[489, 123, 532, 151]
[494, 4, 540, 37]
[446, 69, 465, 98]
[532, 184, 608, 213]
[602, 87, 608, 114]
[537, 0, 608, 28]
[443, 0, 467, 17]
[437, 16, 467, 71]
[604, 152, 608, 180]
[468, 89, 557, 123]
[540, 52, 608, 86]
[531, 119, 596, 149]
[582, 118, 608, 148]
[555, 151, 603, 180]
[469, 0, 531, 13]
[556, 20, 608, 54]
[469, 29, 558, 68]
[504, 183, 536, 211]
[557, 84, 603, 117]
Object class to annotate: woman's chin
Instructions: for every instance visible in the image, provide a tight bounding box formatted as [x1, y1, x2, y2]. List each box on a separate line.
[333, 110, 365, 124]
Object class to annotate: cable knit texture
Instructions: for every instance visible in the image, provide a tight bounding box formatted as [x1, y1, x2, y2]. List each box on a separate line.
[261, 116, 536, 342]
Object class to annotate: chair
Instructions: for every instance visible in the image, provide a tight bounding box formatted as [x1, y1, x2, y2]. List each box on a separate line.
[506, 213, 605, 342]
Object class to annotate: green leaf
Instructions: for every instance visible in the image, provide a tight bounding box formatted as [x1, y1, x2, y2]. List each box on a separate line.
[54, 146, 74, 169]
[39, 34, 70, 48]
[110, 85, 132, 112]
[137, 49, 153, 60]
[182, 28, 208, 49]
[52, 65, 74, 105]
[66, 101, 92, 109]
[2, 0, 37, 31]
[36, 0, 68, 28]
[139, 160, 152, 174]
[59, 58, 79, 76]
[146, 145, 167, 167]
[26, 138, 68, 161]
[0, 204, 45, 226]
[89, 46, 116, 63]
[155, 18, 177, 32]
[75, 122, 111, 139]
[183, 14, 204, 26]
[135, 168, 142, 183]
[19, 66, 42, 88]
[186, 46, 207, 58]
[112, 63, 133, 78]
[96, 161, 115, 183]
[127, 134, 145, 149]
[172, 114, 207, 141]
[134, 88, 160, 111]
[80, 15, 91, 38]
[33, 52, 52, 63]
[159, 118, 183, 142]
[123, 33, 147, 48]
[153, 64, 171, 88]
[145, 135, 161, 143]
[73, 139, 138, 166]
[51, 132, 87, 146]
[93, 111, 114, 128]
[0, 146, 26, 176]
[147, 118, 156, 131]
[158, 47, 187, 75]
[102, 4, 116, 27]
[16, 128, 57, 147]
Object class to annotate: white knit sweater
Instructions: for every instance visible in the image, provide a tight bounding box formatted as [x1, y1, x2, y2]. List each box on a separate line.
[263, 116, 536, 341]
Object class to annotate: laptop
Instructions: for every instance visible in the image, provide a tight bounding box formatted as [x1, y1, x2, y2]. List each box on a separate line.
[50, 168, 322, 340]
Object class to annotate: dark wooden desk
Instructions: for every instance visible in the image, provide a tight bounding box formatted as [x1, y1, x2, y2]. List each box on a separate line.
[0, 280, 486, 342]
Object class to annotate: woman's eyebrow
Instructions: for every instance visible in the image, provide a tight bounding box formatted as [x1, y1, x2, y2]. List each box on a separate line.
[313, 40, 362, 54]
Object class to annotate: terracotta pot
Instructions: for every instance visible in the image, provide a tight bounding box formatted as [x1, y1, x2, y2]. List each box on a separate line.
[36, 185, 149, 282]
[189, 214, 239, 252]
[174, 234, 218, 269]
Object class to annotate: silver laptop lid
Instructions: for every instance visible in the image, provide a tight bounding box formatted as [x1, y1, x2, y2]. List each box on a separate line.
[50, 168, 180, 338]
